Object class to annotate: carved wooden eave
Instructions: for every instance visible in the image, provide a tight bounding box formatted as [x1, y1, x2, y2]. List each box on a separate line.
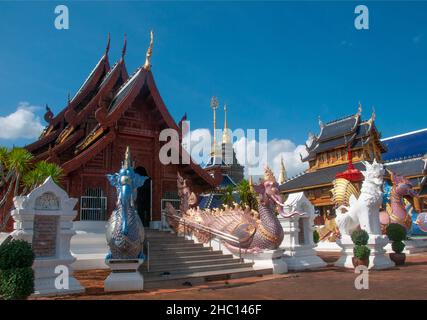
[39, 51, 111, 141]
[25, 129, 60, 153]
[62, 129, 116, 174]
[55, 59, 128, 145]
[33, 129, 85, 163]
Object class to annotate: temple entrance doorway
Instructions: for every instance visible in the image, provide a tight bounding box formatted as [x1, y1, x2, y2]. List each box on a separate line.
[135, 166, 152, 227]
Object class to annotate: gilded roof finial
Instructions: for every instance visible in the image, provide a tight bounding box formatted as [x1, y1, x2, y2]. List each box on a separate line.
[222, 104, 231, 144]
[143, 30, 154, 70]
[278, 155, 287, 185]
[121, 33, 127, 59]
[210, 96, 219, 156]
[122, 146, 132, 169]
[105, 32, 111, 56]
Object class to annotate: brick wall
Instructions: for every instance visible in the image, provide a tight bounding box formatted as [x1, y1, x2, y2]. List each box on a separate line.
[32, 215, 59, 258]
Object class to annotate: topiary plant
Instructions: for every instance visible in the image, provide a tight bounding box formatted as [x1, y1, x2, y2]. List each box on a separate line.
[354, 245, 371, 260]
[313, 230, 320, 244]
[386, 223, 406, 242]
[386, 223, 407, 255]
[351, 229, 369, 246]
[0, 239, 35, 300]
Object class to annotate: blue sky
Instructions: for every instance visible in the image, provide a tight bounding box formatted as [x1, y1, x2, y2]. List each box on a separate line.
[0, 1, 426, 175]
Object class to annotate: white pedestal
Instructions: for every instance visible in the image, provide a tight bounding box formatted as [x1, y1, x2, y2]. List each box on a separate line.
[279, 215, 326, 271]
[104, 259, 144, 292]
[31, 258, 84, 297]
[335, 234, 395, 270]
[283, 244, 327, 270]
[242, 249, 288, 274]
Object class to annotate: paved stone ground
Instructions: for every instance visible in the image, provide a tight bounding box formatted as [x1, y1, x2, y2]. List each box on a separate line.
[32, 252, 427, 300]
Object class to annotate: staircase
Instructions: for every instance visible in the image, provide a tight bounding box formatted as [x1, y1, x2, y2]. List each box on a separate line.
[140, 229, 272, 289]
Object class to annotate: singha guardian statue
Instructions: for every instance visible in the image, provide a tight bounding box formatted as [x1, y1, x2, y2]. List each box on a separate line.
[106, 147, 148, 260]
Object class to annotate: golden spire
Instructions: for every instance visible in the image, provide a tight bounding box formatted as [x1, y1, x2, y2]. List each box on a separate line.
[222, 104, 231, 144]
[278, 155, 287, 184]
[143, 30, 154, 70]
[210, 96, 219, 156]
[249, 175, 254, 192]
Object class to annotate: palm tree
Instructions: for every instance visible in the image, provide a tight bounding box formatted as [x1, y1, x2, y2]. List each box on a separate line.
[0, 147, 63, 231]
[221, 185, 235, 207]
[236, 179, 258, 211]
[22, 161, 63, 191]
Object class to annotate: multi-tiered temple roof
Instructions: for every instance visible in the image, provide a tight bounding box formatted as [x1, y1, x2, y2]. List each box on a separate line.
[302, 107, 387, 163]
[25, 34, 216, 188]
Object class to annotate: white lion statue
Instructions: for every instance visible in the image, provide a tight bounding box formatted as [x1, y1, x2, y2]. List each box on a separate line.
[335, 160, 385, 236]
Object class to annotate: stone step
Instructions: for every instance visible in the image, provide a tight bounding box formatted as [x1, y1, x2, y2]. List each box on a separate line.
[149, 253, 233, 263]
[143, 261, 254, 275]
[147, 242, 204, 250]
[143, 267, 272, 289]
[145, 237, 190, 244]
[148, 249, 223, 258]
[143, 257, 241, 272]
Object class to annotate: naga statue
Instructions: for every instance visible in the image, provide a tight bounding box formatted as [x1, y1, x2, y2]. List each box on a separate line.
[335, 160, 385, 236]
[106, 147, 148, 260]
[166, 167, 301, 253]
[379, 172, 417, 233]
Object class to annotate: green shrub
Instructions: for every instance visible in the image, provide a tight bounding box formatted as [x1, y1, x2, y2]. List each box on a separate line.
[0, 239, 35, 300]
[0, 267, 34, 300]
[391, 241, 405, 254]
[0, 239, 34, 270]
[351, 229, 369, 246]
[313, 230, 320, 244]
[353, 245, 371, 260]
[386, 223, 407, 242]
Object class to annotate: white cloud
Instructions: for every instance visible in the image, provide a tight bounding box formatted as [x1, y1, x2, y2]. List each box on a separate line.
[0, 102, 44, 140]
[183, 127, 309, 181]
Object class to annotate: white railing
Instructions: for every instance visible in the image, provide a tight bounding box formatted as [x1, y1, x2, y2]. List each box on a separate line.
[80, 196, 107, 221]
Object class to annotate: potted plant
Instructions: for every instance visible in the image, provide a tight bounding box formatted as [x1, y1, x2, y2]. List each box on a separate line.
[386, 223, 407, 265]
[0, 239, 35, 300]
[351, 229, 370, 268]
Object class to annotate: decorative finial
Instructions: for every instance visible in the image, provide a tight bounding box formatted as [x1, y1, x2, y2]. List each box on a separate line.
[121, 33, 127, 59]
[278, 155, 287, 184]
[122, 146, 133, 169]
[222, 104, 231, 144]
[67, 92, 71, 106]
[357, 101, 362, 115]
[210, 96, 219, 156]
[143, 30, 154, 70]
[105, 32, 111, 55]
[264, 166, 277, 183]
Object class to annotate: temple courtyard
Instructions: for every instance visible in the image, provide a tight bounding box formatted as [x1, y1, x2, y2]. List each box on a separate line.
[31, 252, 427, 300]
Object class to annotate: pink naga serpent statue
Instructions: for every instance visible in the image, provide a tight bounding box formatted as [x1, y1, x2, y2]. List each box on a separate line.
[379, 171, 418, 232]
[166, 167, 302, 253]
